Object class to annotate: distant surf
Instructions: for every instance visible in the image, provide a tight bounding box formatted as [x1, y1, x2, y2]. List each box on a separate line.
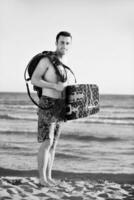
[0, 92, 134, 175]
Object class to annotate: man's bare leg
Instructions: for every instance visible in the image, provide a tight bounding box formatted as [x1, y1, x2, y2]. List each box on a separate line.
[47, 123, 61, 185]
[37, 124, 55, 186]
[38, 140, 51, 186]
[46, 141, 58, 185]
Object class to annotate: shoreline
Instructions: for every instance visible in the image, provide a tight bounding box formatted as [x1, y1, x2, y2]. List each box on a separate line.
[0, 167, 134, 184]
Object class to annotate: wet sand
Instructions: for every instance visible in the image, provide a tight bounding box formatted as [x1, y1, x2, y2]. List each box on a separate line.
[0, 168, 134, 200]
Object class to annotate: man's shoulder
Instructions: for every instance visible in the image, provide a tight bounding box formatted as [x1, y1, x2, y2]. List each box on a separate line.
[38, 56, 52, 67]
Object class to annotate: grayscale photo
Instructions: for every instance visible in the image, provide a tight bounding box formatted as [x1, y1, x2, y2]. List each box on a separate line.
[0, 0, 134, 199]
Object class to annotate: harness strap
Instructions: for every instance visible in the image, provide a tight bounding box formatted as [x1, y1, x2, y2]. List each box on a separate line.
[26, 82, 42, 108]
[63, 65, 77, 83]
[26, 82, 53, 110]
[24, 51, 77, 109]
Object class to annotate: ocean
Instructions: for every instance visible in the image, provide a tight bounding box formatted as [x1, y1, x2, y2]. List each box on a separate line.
[0, 92, 134, 174]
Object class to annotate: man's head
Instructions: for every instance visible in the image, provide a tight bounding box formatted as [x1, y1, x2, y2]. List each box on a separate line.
[55, 31, 72, 55]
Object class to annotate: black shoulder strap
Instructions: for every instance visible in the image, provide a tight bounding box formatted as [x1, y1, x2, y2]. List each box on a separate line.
[45, 52, 77, 83]
[63, 64, 77, 83]
[24, 51, 50, 109]
[24, 51, 77, 109]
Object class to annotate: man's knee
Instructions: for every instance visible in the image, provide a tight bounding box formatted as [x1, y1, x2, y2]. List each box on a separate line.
[42, 138, 54, 149]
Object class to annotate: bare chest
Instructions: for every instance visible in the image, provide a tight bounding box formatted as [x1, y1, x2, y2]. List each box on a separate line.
[43, 62, 59, 83]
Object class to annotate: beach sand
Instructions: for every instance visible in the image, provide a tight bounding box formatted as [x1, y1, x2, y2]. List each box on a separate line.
[0, 168, 134, 200]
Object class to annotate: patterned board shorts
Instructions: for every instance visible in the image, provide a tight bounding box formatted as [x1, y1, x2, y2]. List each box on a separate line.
[37, 96, 66, 143]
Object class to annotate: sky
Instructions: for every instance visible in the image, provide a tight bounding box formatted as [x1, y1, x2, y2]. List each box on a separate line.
[0, 0, 134, 94]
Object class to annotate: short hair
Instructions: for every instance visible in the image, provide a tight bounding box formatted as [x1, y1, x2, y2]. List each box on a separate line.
[56, 31, 72, 43]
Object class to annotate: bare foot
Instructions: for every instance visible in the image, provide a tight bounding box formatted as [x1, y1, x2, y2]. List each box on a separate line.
[38, 179, 51, 187]
[47, 178, 57, 186]
[47, 178, 61, 186]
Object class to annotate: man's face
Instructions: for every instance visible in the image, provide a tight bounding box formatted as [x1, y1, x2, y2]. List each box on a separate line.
[56, 36, 72, 55]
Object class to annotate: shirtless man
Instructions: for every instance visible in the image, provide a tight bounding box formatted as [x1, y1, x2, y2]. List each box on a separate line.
[31, 31, 72, 186]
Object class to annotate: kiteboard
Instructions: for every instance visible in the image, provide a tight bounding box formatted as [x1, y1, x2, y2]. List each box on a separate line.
[65, 84, 99, 121]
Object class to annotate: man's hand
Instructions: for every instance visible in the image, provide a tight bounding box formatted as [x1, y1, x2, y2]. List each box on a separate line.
[55, 81, 67, 91]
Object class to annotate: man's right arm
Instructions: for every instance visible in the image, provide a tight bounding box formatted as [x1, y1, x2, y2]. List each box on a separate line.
[31, 58, 64, 92]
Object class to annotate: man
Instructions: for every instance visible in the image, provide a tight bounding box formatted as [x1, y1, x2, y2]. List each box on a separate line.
[31, 31, 72, 186]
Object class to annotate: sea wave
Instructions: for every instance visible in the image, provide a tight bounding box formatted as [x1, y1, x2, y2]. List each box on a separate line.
[56, 153, 85, 160]
[99, 116, 134, 120]
[0, 100, 32, 106]
[0, 113, 134, 126]
[0, 130, 36, 135]
[0, 130, 123, 142]
[101, 105, 134, 109]
[0, 114, 37, 121]
[1, 104, 134, 111]
[0, 104, 36, 111]
[61, 133, 122, 142]
[76, 118, 134, 126]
